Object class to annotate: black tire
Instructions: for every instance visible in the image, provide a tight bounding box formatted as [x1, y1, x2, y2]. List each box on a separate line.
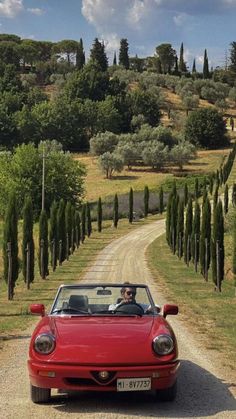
[30, 383, 51, 403]
[156, 380, 177, 402]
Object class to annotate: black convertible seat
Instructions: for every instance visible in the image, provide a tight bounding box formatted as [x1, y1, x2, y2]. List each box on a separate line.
[68, 295, 89, 311]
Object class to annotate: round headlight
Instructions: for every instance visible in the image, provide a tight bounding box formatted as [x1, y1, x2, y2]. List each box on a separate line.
[152, 335, 174, 355]
[34, 334, 56, 354]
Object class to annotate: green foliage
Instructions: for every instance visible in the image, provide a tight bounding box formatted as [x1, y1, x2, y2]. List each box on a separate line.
[211, 200, 224, 291]
[142, 141, 168, 170]
[65, 201, 72, 258]
[38, 209, 49, 279]
[184, 198, 193, 264]
[98, 152, 124, 179]
[224, 184, 229, 214]
[129, 88, 161, 126]
[22, 196, 34, 286]
[86, 202, 92, 237]
[170, 194, 178, 254]
[3, 192, 19, 299]
[155, 43, 176, 74]
[177, 199, 184, 258]
[184, 183, 188, 206]
[185, 108, 230, 149]
[170, 140, 196, 171]
[233, 210, 236, 275]
[113, 194, 119, 228]
[97, 197, 102, 232]
[81, 204, 86, 242]
[203, 49, 210, 79]
[90, 38, 108, 72]
[90, 131, 119, 156]
[74, 210, 81, 248]
[0, 142, 86, 216]
[192, 201, 200, 270]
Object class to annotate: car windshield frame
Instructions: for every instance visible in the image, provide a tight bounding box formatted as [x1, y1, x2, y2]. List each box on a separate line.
[49, 283, 157, 317]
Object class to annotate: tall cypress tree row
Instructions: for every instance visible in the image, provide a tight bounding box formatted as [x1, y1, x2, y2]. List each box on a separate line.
[144, 185, 149, 217]
[81, 204, 86, 242]
[192, 201, 201, 272]
[49, 200, 57, 271]
[159, 186, 164, 214]
[184, 183, 188, 206]
[22, 196, 35, 288]
[71, 205, 75, 253]
[194, 178, 199, 200]
[113, 194, 119, 228]
[74, 211, 81, 248]
[38, 209, 49, 279]
[209, 176, 214, 195]
[65, 201, 72, 260]
[213, 185, 219, 212]
[177, 199, 184, 259]
[86, 202, 92, 237]
[200, 197, 211, 280]
[3, 193, 19, 300]
[57, 199, 66, 264]
[128, 187, 133, 223]
[184, 198, 193, 265]
[211, 200, 224, 292]
[97, 197, 102, 232]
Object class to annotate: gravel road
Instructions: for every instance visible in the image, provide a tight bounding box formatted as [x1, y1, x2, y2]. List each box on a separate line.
[0, 219, 235, 419]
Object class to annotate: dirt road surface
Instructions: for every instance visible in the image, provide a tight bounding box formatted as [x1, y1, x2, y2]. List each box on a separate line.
[0, 219, 235, 419]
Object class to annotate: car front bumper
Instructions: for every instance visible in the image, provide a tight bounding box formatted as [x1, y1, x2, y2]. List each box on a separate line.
[28, 360, 180, 392]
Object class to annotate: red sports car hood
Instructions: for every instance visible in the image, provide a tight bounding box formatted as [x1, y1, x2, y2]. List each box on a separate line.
[34, 315, 175, 365]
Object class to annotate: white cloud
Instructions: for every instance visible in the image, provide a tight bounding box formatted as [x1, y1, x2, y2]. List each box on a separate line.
[0, 0, 23, 18]
[27, 8, 44, 16]
[173, 12, 188, 27]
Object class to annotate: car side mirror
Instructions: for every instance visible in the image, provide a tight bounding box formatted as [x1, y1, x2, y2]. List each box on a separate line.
[30, 304, 45, 317]
[163, 304, 178, 318]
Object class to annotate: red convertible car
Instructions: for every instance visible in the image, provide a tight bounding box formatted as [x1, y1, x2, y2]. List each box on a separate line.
[28, 283, 179, 403]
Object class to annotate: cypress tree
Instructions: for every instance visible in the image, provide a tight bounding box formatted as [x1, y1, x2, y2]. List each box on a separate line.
[86, 202, 92, 237]
[194, 178, 199, 200]
[3, 193, 19, 300]
[49, 200, 57, 271]
[22, 196, 35, 288]
[179, 42, 186, 72]
[192, 58, 196, 73]
[209, 176, 214, 195]
[74, 211, 81, 248]
[200, 197, 211, 280]
[232, 183, 236, 207]
[177, 199, 184, 258]
[192, 201, 201, 272]
[211, 200, 224, 292]
[184, 198, 193, 265]
[170, 194, 178, 254]
[119, 38, 129, 69]
[113, 51, 117, 65]
[224, 184, 229, 214]
[128, 188, 134, 223]
[97, 197, 102, 232]
[57, 199, 66, 264]
[203, 49, 210, 79]
[38, 209, 49, 279]
[159, 186, 164, 214]
[184, 183, 188, 206]
[65, 201, 72, 259]
[213, 185, 219, 212]
[90, 38, 108, 71]
[81, 204, 86, 242]
[166, 193, 172, 245]
[232, 210, 236, 275]
[71, 205, 75, 253]
[144, 185, 149, 217]
[113, 194, 119, 228]
[76, 38, 85, 70]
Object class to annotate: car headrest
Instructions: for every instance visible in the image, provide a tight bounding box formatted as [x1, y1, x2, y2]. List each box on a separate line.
[68, 295, 88, 310]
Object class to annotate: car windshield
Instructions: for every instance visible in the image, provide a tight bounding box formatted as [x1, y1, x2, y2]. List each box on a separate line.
[50, 284, 156, 316]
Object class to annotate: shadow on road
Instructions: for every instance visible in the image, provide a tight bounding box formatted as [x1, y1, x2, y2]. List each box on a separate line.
[50, 360, 236, 417]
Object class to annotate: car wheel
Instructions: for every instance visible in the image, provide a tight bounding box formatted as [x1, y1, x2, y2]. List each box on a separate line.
[30, 383, 51, 403]
[156, 380, 177, 402]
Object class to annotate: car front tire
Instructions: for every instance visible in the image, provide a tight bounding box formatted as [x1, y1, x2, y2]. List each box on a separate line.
[156, 380, 177, 402]
[30, 383, 51, 403]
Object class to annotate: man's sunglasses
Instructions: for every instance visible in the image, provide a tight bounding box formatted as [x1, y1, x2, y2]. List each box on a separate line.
[126, 291, 136, 296]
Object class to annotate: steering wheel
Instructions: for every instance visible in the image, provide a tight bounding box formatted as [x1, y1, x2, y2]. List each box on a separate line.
[114, 302, 144, 316]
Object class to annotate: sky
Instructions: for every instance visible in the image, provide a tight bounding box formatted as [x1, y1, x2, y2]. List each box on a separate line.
[0, 0, 236, 70]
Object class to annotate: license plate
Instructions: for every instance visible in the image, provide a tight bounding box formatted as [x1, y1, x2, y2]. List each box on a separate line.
[117, 377, 151, 392]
